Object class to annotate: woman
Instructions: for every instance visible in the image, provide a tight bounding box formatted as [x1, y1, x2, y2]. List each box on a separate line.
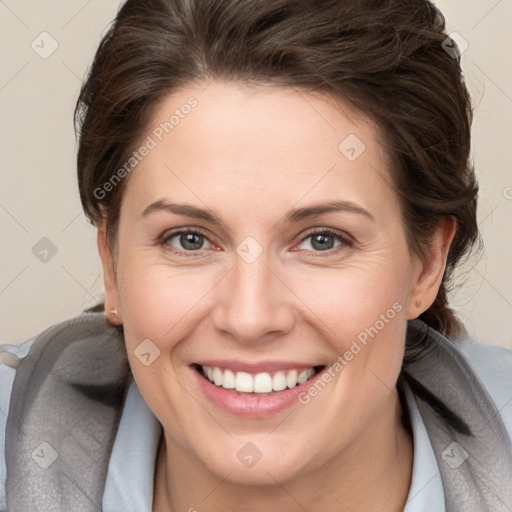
[1, 0, 511, 511]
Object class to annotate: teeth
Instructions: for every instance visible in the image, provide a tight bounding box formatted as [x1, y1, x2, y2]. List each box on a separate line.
[235, 372, 254, 392]
[286, 369, 298, 389]
[272, 371, 287, 391]
[297, 369, 310, 384]
[201, 365, 318, 393]
[213, 367, 223, 386]
[254, 373, 273, 393]
[223, 369, 235, 389]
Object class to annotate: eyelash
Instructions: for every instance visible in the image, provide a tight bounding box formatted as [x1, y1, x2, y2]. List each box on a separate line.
[295, 228, 354, 255]
[159, 227, 353, 258]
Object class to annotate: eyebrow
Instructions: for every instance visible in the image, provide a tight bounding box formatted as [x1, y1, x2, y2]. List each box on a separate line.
[140, 199, 374, 227]
[285, 200, 374, 223]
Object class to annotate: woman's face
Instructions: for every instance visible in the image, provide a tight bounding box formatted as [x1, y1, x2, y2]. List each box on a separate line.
[99, 81, 446, 484]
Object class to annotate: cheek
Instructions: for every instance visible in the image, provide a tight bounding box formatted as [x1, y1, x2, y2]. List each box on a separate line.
[115, 256, 214, 437]
[291, 264, 410, 446]
[289, 255, 412, 345]
[286, 250, 413, 413]
[116, 250, 216, 344]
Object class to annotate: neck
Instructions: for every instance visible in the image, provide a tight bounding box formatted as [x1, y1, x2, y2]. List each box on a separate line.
[153, 391, 413, 512]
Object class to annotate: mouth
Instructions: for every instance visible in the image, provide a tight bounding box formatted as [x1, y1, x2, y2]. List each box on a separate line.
[192, 363, 326, 396]
[190, 362, 327, 417]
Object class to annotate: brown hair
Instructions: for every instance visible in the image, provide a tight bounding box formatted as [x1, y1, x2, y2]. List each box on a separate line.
[76, 0, 479, 339]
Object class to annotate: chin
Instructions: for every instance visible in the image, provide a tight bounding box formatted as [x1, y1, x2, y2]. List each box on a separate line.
[189, 435, 322, 487]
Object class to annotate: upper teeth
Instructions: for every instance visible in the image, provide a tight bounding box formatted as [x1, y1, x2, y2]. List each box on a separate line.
[201, 365, 316, 393]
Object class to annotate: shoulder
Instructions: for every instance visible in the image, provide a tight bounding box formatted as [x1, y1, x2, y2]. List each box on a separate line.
[0, 312, 115, 381]
[455, 333, 512, 438]
[0, 333, 40, 510]
[0, 312, 114, 509]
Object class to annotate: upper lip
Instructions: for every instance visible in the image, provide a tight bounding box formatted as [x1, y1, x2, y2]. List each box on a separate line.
[193, 359, 323, 374]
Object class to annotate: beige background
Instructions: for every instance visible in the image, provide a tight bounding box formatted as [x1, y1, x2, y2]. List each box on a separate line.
[1, 1, 511, 347]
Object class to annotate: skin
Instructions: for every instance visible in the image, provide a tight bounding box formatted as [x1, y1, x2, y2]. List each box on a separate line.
[97, 81, 456, 512]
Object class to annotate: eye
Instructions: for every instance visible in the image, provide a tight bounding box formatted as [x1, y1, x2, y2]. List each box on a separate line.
[295, 228, 352, 254]
[160, 229, 215, 255]
[159, 227, 352, 257]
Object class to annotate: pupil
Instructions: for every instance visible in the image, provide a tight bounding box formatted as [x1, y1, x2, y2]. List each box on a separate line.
[181, 233, 203, 250]
[312, 234, 333, 251]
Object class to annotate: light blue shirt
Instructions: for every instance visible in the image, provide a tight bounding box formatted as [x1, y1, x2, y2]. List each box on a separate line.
[1, 326, 511, 511]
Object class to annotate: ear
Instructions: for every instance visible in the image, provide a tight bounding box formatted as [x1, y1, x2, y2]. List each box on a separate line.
[406, 217, 457, 319]
[97, 222, 122, 325]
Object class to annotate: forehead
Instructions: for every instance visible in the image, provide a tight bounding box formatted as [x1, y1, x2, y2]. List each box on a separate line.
[122, 81, 397, 223]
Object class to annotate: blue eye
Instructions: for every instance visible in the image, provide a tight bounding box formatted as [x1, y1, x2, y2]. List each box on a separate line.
[296, 229, 352, 253]
[161, 230, 214, 254]
[160, 227, 352, 258]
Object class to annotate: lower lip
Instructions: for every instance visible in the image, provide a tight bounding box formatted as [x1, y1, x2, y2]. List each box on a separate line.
[192, 366, 323, 418]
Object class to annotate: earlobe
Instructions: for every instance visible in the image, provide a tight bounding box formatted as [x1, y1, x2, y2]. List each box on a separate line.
[97, 223, 122, 325]
[406, 217, 457, 319]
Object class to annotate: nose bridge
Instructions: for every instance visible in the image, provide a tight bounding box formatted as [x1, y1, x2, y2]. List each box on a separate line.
[213, 249, 293, 343]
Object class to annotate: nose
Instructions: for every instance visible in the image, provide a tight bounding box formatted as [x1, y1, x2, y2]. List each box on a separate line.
[212, 253, 295, 345]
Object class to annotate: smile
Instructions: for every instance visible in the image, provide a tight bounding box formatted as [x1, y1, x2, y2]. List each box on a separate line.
[199, 365, 323, 394]
[191, 362, 327, 418]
